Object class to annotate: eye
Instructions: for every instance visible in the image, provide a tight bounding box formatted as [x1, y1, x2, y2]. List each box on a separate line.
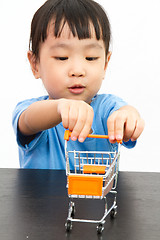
[55, 57, 68, 61]
[86, 57, 99, 61]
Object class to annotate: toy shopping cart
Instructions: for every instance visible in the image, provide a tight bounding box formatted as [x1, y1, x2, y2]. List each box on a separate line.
[64, 130, 122, 234]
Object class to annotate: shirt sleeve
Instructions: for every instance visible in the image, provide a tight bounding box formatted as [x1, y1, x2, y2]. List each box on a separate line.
[12, 96, 48, 150]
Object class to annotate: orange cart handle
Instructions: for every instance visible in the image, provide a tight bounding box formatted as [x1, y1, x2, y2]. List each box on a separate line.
[64, 130, 122, 144]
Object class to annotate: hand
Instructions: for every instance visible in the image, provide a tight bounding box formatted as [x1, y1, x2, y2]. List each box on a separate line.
[57, 99, 94, 142]
[107, 105, 145, 143]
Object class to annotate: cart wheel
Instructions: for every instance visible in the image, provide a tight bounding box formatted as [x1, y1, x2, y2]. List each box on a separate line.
[65, 220, 72, 232]
[97, 223, 104, 234]
[110, 208, 117, 219]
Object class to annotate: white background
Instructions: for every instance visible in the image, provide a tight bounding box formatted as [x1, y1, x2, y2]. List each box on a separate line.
[0, 0, 160, 171]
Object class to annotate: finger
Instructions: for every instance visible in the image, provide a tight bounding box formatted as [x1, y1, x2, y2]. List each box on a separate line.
[107, 114, 116, 143]
[78, 107, 94, 142]
[114, 116, 126, 141]
[59, 103, 70, 129]
[68, 104, 78, 132]
[131, 118, 145, 141]
[71, 106, 87, 141]
[123, 117, 136, 142]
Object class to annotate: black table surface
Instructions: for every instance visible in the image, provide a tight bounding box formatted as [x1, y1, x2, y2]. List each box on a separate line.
[0, 169, 160, 240]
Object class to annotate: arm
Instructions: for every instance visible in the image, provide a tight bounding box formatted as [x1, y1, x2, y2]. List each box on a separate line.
[18, 99, 61, 135]
[18, 98, 94, 142]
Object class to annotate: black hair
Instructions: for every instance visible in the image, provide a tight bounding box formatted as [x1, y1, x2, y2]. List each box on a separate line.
[29, 0, 111, 59]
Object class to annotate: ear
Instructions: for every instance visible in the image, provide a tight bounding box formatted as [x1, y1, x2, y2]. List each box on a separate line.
[102, 51, 112, 80]
[104, 51, 112, 71]
[27, 51, 40, 79]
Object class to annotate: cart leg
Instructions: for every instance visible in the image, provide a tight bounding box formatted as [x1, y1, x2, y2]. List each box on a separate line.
[110, 192, 117, 219]
[65, 200, 75, 232]
[104, 197, 108, 212]
[70, 201, 75, 218]
[68, 200, 75, 218]
[96, 198, 107, 234]
[110, 205, 117, 219]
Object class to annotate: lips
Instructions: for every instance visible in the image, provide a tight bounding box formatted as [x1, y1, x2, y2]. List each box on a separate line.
[68, 85, 85, 94]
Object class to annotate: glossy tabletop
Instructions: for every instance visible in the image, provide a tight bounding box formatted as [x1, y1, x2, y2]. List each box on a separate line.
[0, 169, 160, 240]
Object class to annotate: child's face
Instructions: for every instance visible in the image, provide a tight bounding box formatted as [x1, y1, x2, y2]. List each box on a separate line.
[29, 23, 110, 104]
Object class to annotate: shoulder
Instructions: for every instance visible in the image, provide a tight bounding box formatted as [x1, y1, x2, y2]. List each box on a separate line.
[91, 94, 127, 114]
[15, 95, 49, 109]
[91, 93, 124, 103]
[13, 95, 49, 115]
[12, 95, 49, 134]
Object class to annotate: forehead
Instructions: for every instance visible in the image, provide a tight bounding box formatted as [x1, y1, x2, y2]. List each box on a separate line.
[45, 21, 105, 49]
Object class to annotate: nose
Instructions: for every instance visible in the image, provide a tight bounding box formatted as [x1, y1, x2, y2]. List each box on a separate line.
[68, 62, 86, 78]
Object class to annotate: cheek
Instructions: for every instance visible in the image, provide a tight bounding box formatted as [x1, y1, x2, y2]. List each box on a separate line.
[42, 71, 65, 97]
[91, 68, 105, 92]
[40, 63, 59, 85]
[90, 66, 105, 82]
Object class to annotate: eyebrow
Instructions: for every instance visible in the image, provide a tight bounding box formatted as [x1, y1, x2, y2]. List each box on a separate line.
[49, 42, 103, 50]
[50, 43, 70, 50]
[84, 43, 103, 50]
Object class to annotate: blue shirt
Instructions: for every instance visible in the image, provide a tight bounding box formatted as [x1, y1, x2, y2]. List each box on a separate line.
[12, 94, 136, 169]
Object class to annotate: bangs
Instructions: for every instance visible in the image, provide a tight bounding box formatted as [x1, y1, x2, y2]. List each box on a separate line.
[30, 0, 111, 58]
[53, 2, 101, 40]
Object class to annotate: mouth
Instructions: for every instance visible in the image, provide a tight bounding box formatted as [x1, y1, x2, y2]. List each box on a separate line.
[68, 85, 85, 94]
